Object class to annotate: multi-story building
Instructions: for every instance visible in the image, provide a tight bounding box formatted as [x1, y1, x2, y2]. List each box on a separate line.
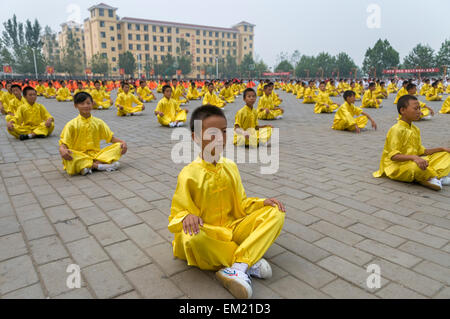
[42, 29, 60, 65]
[58, 21, 86, 64]
[83, 3, 255, 78]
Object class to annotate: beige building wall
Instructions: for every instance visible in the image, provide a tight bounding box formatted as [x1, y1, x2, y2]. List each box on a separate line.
[58, 21, 86, 63]
[82, 3, 255, 78]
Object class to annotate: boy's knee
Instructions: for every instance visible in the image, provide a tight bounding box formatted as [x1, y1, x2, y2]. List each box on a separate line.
[182, 229, 207, 248]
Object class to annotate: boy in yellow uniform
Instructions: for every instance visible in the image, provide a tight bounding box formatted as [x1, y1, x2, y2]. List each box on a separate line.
[362, 82, 382, 108]
[4, 84, 25, 123]
[35, 80, 46, 96]
[373, 95, 450, 191]
[56, 82, 73, 102]
[73, 82, 90, 96]
[314, 82, 339, 114]
[115, 82, 145, 116]
[349, 82, 361, 100]
[394, 81, 409, 104]
[425, 81, 443, 101]
[375, 81, 389, 99]
[171, 79, 188, 106]
[302, 81, 317, 104]
[169, 104, 285, 299]
[187, 81, 201, 100]
[419, 79, 431, 96]
[257, 83, 284, 120]
[440, 96, 450, 114]
[91, 81, 113, 110]
[387, 79, 399, 94]
[296, 82, 307, 99]
[405, 83, 434, 120]
[234, 88, 273, 148]
[137, 80, 155, 103]
[219, 81, 236, 104]
[332, 90, 377, 133]
[155, 85, 189, 128]
[59, 92, 128, 176]
[44, 82, 56, 99]
[6, 86, 54, 140]
[203, 83, 227, 108]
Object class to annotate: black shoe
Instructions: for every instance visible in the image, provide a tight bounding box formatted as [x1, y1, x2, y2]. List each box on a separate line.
[19, 135, 30, 141]
[35, 135, 46, 139]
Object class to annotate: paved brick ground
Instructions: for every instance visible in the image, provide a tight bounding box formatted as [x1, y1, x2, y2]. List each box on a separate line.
[0, 88, 449, 299]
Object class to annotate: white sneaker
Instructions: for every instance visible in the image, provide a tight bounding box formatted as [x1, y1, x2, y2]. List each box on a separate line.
[134, 112, 143, 116]
[422, 115, 432, 120]
[169, 122, 176, 128]
[177, 122, 185, 127]
[106, 162, 120, 172]
[420, 177, 442, 191]
[98, 106, 103, 110]
[248, 259, 272, 279]
[80, 168, 92, 176]
[216, 268, 253, 299]
[440, 176, 450, 186]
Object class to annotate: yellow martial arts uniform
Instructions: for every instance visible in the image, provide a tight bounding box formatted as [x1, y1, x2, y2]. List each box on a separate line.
[1, 92, 14, 115]
[362, 90, 381, 108]
[91, 89, 112, 109]
[35, 85, 46, 96]
[256, 83, 264, 97]
[115, 92, 144, 116]
[387, 82, 399, 94]
[375, 86, 389, 99]
[56, 88, 73, 102]
[203, 92, 226, 108]
[296, 85, 305, 99]
[155, 97, 187, 126]
[426, 87, 442, 101]
[7, 99, 54, 139]
[5, 96, 25, 122]
[59, 115, 122, 175]
[332, 101, 368, 131]
[187, 87, 201, 100]
[394, 87, 407, 104]
[44, 87, 56, 98]
[234, 105, 272, 147]
[420, 84, 430, 96]
[73, 89, 90, 96]
[168, 157, 285, 271]
[172, 86, 187, 105]
[137, 87, 155, 102]
[314, 91, 339, 114]
[440, 96, 450, 114]
[373, 120, 450, 182]
[219, 87, 235, 103]
[302, 87, 317, 104]
[257, 94, 283, 120]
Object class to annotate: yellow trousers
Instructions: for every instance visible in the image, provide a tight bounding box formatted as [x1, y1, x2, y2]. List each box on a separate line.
[257, 109, 283, 120]
[117, 105, 144, 117]
[314, 104, 339, 114]
[157, 110, 187, 126]
[93, 100, 112, 109]
[8, 122, 55, 139]
[333, 116, 368, 131]
[56, 96, 73, 102]
[173, 207, 285, 271]
[234, 127, 273, 147]
[385, 152, 450, 183]
[63, 143, 122, 176]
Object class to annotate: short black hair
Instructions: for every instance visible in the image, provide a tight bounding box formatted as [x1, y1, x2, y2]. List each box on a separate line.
[243, 88, 256, 99]
[11, 84, 21, 91]
[397, 95, 418, 114]
[190, 105, 227, 133]
[74, 92, 93, 105]
[94, 80, 100, 85]
[368, 82, 376, 88]
[23, 86, 36, 96]
[343, 90, 356, 101]
[406, 83, 416, 91]
[162, 85, 172, 93]
[264, 82, 274, 89]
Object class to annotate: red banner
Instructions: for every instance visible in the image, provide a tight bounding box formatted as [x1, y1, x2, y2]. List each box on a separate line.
[3, 66, 12, 74]
[176, 70, 182, 76]
[383, 68, 440, 74]
[119, 68, 125, 75]
[46, 66, 55, 74]
[85, 68, 92, 75]
[262, 72, 291, 76]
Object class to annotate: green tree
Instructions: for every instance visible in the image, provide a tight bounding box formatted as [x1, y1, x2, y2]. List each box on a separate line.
[90, 53, 109, 76]
[362, 39, 400, 77]
[274, 60, 294, 73]
[436, 39, 450, 74]
[58, 29, 84, 75]
[403, 44, 435, 68]
[295, 55, 317, 78]
[335, 52, 358, 78]
[177, 55, 192, 77]
[119, 51, 136, 76]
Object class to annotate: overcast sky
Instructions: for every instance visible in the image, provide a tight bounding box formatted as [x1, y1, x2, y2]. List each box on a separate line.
[1, 0, 449, 68]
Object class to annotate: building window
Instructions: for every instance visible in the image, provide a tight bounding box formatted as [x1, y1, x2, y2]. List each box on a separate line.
[117, 24, 121, 30]
[92, 10, 95, 17]
[203, 49, 207, 54]
[233, 34, 237, 39]
[160, 27, 164, 33]
[111, 36, 115, 41]
[203, 57, 206, 62]
[203, 40, 206, 45]
[196, 30, 200, 36]
[215, 49, 219, 54]
[244, 37, 247, 42]
[215, 32, 219, 37]
[209, 49, 213, 54]
[244, 25, 248, 32]
[209, 32, 213, 37]
[128, 34, 132, 40]
[145, 54, 150, 60]
[118, 44, 122, 50]
[168, 46, 172, 52]
[168, 36, 172, 42]
[209, 40, 212, 45]
[118, 34, 121, 40]
[101, 32, 106, 38]
[100, 21, 105, 27]
[144, 25, 148, 31]
[99, 8, 104, 16]
[110, 26, 114, 31]
[112, 47, 116, 51]
[154, 55, 158, 62]
[154, 46, 157, 51]
[101, 42, 107, 48]
[128, 24, 132, 30]
[113, 67, 117, 72]
[176, 38, 180, 43]
[136, 24, 140, 31]
[144, 34, 149, 41]
[137, 44, 141, 50]
[176, 47, 180, 54]
[215, 40, 219, 46]
[250, 35, 253, 40]
[196, 39, 200, 45]
[136, 34, 141, 41]
[152, 26, 156, 32]
[129, 44, 133, 50]
[108, 9, 114, 17]
[233, 49, 237, 55]
[203, 31, 206, 36]
[102, 53, 107, 58]
[196, 57, 200, 62]
[160, 36, 164, 42]
[250, 43, 253, 48]
[250, 26, 253, 32]
[176, 28, 179, 34]
[186, 33, 190, 37]
[160, 46, 165, 52]
[167, 27, 172, 33]
[145, 44, 149, 51]
[233, 42, 236, 47]
[112, 57, 116, 62]
[196, 48, 200, 53]
[227, 33, 231, 39]
[153, 36, 157, 42]
[209, 57, 213, 63]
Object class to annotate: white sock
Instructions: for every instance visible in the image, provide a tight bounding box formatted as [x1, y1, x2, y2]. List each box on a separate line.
[97, 164, 115, 171]
[177, 122, 185, 127]
[28, 134, 34, 138]
[169, 122, 176, 128]
[232, 263, 249, 273]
